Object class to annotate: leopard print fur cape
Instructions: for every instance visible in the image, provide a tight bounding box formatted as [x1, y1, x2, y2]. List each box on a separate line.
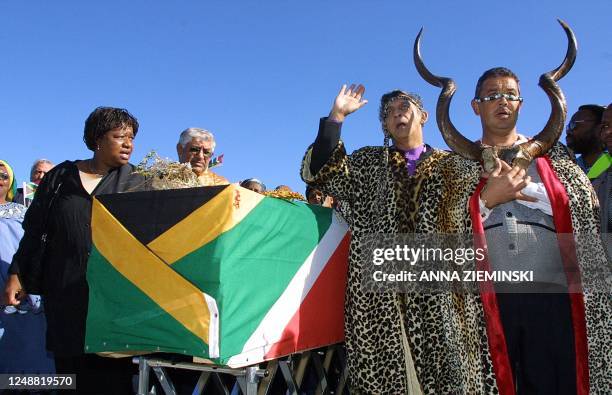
[302, 141, 447, 394]
[412, 142, 611, 394]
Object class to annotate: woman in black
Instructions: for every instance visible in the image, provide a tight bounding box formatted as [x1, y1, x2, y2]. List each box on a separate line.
[4, 107, 144, 394]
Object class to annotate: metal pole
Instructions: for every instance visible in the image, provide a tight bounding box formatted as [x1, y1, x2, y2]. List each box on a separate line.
[136, 357, 150, 395]
[245, 366, 259, 395]
[152, 366, 176, 395]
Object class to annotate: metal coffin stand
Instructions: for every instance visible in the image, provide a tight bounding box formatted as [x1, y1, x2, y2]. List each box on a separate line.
[134, 343, 349, 395]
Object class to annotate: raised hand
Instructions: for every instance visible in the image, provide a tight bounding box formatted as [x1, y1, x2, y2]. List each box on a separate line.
[328, 84, 368, 123]
[480, 159, 538, 209]
[322, 195, 335, 208]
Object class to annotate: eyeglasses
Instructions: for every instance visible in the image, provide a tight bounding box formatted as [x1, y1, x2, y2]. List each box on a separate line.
[567, 119, 597, 132]
[189, 146, 213, 157]
[384, 97, 420, 118]
[0, 173, 9, 181]
[474, 93, 524, 103]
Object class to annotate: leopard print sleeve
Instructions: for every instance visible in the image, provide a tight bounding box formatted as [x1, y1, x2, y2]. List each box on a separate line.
[301, 140, 355, 202]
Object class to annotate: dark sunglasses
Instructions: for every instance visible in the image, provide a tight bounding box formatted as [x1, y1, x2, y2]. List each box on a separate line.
[566, 119, 597, 132]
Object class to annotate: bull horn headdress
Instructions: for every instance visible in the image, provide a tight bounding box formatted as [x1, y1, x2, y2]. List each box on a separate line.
[414, 19, 577, 171]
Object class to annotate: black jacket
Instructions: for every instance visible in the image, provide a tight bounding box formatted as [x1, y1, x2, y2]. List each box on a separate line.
[9, 160, 144, 357]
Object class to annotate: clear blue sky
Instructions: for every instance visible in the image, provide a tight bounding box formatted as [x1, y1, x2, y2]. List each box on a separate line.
[1, 1, 610, 193]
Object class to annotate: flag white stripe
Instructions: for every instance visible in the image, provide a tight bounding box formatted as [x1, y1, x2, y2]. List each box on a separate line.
[204, 293, 220, 358]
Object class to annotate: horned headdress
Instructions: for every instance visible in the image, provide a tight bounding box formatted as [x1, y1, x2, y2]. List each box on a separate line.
[413, 19, 577, 172]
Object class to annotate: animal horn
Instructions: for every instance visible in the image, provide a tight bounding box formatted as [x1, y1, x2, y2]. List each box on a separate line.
[514, 19, 577, 169]
[413, 28, 482, 162]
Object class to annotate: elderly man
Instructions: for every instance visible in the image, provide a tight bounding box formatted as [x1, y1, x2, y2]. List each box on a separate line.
[176, 127, 228, 186]
[13, 159, 54, 206]
[301, 84, 445, 394]
[566, 104, 606, 177]
[413, 64, 611, 393]
[30, 159, 54, 184]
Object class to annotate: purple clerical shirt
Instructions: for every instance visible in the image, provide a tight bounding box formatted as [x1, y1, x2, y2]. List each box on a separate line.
[402, 145, 426, 176]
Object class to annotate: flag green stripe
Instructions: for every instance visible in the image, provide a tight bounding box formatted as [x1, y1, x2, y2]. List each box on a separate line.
[86, 246, 210, 357]
[171, 198, 333, 359]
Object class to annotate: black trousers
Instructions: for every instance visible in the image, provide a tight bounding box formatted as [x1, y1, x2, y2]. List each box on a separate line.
[54, 354, 135, 394]
[496, 285, 577, 395]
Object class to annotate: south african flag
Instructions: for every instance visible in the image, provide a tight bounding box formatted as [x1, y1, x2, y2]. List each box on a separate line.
[84, 184, 349, 367]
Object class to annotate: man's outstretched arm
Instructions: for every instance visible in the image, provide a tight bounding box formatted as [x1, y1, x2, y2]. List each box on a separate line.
[310, 84, 368, 175]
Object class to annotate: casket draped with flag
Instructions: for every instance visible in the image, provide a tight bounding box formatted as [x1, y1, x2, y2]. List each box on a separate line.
[85, 185, 349, 367]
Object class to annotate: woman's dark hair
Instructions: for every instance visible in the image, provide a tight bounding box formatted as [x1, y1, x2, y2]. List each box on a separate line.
[83, 107, 139, 151]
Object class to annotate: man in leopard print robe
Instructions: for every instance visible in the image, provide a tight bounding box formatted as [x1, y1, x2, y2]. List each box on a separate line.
[301, 84, 448, 394]
[410, 68, 611, 394]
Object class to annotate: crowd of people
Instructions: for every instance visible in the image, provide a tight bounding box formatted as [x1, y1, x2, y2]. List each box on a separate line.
[0, 54, 610, 395]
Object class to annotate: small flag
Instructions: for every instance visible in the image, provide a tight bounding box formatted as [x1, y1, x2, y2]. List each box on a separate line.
[23, 182, 38, 204]
[209, 154, 224, 169]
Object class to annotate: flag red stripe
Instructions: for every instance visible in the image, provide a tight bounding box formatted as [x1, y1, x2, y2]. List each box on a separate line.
[536, 157, 589, 395]
[469, 180, 516, 395]
[264, 233, 350, 359]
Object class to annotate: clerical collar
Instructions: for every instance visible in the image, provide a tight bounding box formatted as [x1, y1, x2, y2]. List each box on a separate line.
[394, 144, 426, 176]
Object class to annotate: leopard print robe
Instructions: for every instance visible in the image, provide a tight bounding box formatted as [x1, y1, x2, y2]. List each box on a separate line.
[302, 141, 447, 394]
[412, 142, 611, 394]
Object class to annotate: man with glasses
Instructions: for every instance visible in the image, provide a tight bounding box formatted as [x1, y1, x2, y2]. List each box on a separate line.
[412, 67, 611, 393]
[472, 71, 576, 394]
[301, 84, 446, 393]
[176, 127, 228, 186]
[30, 159, 54, 185]
[566, 104, 606, 177]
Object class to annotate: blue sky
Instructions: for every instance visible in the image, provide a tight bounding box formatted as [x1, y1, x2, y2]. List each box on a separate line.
[1, 1, 610, 193]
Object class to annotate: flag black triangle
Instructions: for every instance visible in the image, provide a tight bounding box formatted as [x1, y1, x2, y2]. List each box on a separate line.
[96, 185, 228, 245]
